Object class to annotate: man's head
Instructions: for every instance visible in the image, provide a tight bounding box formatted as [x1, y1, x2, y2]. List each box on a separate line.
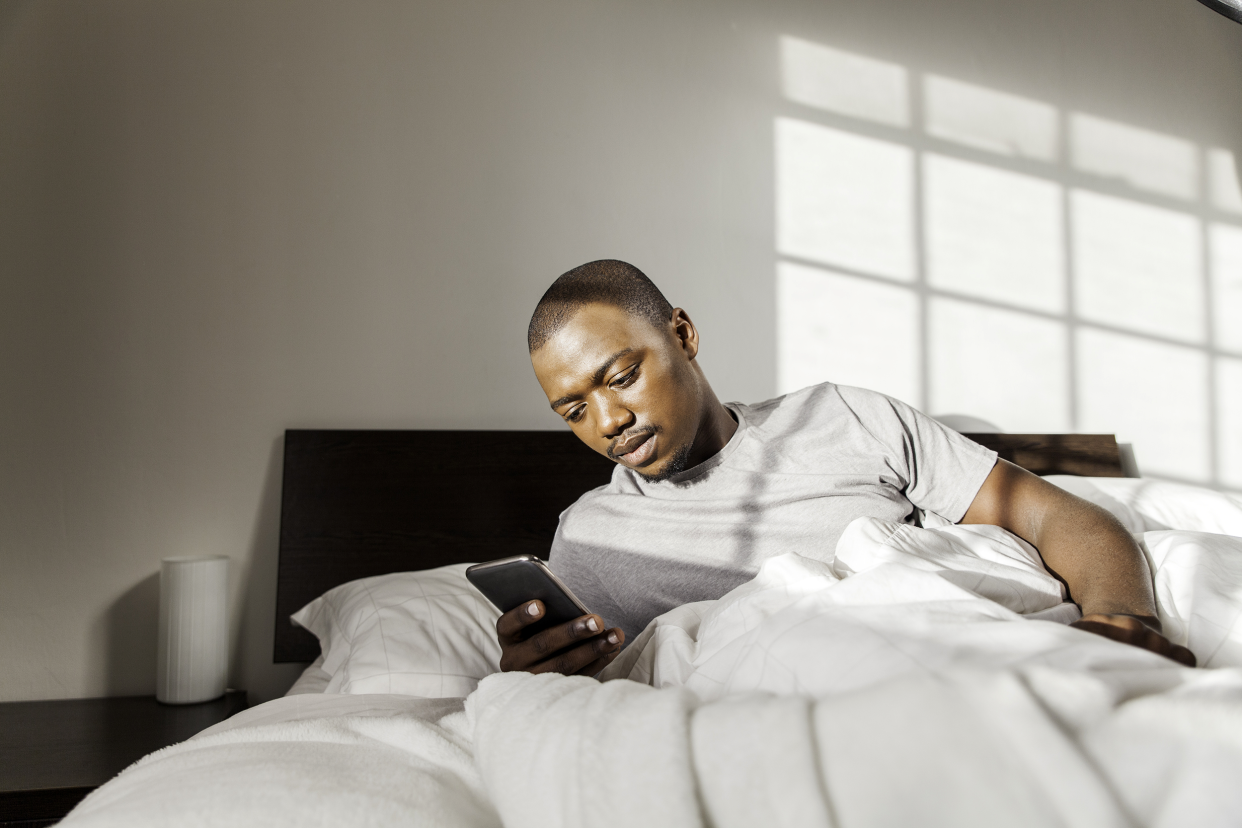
[528, 260, 731, 482]
[527, 260, 673, 353]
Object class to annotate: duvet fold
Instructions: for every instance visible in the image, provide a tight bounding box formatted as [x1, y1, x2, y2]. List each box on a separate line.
[468, 667, 1152, 828]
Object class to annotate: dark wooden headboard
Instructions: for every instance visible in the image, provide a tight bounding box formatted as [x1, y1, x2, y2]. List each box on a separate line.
[273, 428, 1124, 663]
[961, 434, 1125, 478]
[274, 430, 614, 663]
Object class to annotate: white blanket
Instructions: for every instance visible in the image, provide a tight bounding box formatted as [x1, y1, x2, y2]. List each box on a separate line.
[62, 694, 498, 828]
[63, 521, 1242, 828]
[474, 521, 1242, 828]
[603, 519, 1242, 693]
[471, 666, 1242, 828]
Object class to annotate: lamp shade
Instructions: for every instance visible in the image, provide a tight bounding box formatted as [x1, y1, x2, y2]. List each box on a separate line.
[156, 555, 229, 704]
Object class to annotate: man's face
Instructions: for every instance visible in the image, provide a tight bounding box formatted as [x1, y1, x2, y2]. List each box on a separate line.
[531, 302, 702, 481]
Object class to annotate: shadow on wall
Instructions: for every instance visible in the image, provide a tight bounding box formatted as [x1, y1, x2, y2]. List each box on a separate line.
[235, 433, 306, 704]
[103, 572, 159, 696]
[99, 435, 302, 704]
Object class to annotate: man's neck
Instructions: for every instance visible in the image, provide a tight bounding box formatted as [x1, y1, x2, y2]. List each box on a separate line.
[687, 396, 739, 469]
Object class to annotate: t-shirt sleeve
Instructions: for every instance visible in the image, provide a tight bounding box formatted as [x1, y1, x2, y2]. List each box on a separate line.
[836, 385, 998, 523]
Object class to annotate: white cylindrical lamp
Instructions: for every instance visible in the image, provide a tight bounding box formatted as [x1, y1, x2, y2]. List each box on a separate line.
[157, 555, 229, 704]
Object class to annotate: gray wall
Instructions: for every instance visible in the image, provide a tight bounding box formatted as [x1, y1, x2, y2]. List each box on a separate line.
[2, 0, 1239, 703]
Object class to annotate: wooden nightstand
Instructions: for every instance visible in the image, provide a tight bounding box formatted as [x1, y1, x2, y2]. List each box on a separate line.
[0, 690, 248, 827]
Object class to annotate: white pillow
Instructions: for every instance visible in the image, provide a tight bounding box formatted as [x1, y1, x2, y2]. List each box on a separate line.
[1088, 478, 1242, 537]
[291, 563, 502, 698]
[1045, 476, 1242, 537]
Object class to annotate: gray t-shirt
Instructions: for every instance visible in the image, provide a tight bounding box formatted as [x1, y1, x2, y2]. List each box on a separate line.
[548, 382, 998, 643]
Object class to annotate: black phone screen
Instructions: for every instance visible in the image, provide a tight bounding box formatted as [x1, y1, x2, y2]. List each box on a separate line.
[466, 556, 591, 636]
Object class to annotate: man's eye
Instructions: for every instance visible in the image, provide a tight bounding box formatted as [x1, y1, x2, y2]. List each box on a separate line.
[565, 407, 585, 423]
[613, 367, 639, 388]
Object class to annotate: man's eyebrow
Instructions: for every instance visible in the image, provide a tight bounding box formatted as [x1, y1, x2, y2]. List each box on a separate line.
[548, 349, 636, 411]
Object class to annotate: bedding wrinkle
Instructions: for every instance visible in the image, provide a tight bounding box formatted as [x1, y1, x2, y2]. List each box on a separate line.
[813, 673, 1130, 828]
[1008, 666, 1145, 827]
[1141, 531, 1242, 667]
[470, 672, 703, 828]
[690, 696, 835, 828]
[360, 582, 394, 695]
[286, 655, 332, 695]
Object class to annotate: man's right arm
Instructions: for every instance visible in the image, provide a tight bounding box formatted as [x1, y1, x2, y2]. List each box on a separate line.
[496, 600, 625, 675]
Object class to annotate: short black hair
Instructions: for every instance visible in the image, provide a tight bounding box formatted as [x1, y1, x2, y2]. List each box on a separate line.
[527, 259, 674, 352]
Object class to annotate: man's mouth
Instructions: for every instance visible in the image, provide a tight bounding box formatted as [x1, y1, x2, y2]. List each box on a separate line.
[609, 430, 657, 467]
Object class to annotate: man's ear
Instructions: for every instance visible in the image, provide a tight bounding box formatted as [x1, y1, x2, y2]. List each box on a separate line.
[670, 308, 700, 361]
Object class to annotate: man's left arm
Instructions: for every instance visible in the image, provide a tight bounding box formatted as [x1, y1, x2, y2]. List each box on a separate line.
[961, 459, 1196, 667]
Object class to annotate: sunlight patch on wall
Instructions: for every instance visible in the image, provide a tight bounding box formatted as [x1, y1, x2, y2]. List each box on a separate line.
[1212, 224, 1242, 354]
[923, 75, 1058, 162]
[924, 154, 1064, 313]
[1070, 114, 1199, 202]
[1077, 328, 1210, 481]
[929, 298, 1069, 433]
[1209, 149, 1242, 215]
[775, 34, 1242, 487]
[780, 37, 909, 127]
[1072, 190, 1203, 343]
[777, 261, 919, 403]
[1218, 357, 1242, 489]
[776, 118, 914, 281]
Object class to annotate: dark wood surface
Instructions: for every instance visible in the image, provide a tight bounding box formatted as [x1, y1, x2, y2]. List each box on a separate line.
[0, 691, 248, 825]
[274, 429, 615, 663]
[962, 433, 1124, 477]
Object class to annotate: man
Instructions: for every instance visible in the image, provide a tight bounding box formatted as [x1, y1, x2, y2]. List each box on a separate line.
[497, 259, 1196, 676]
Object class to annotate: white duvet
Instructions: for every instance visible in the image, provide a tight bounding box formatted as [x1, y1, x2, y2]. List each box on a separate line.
[63, 518, 1242, 828]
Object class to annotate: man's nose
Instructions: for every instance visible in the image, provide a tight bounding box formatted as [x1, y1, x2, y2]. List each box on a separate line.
[597, 400, 634, 439]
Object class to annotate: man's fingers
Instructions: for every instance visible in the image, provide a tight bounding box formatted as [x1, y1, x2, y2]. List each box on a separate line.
[496, 601, 546, 640]
[497, 614, 620, 673]
[573, 630, 627, 677]
[525, 614, 607, 654]
[526, 630, 624, 676]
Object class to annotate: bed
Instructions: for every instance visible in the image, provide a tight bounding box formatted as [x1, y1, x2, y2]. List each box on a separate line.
[59, 429, 1242, 828]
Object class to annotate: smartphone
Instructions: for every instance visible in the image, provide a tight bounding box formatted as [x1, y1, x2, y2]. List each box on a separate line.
[466, 555, 592, 636]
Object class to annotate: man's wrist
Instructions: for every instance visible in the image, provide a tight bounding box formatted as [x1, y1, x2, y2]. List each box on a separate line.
[1074, 611, 1163, 635]
[1113, 613, 1162, 634]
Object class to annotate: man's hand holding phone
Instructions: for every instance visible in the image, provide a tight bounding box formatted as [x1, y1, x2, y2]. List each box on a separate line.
[466, 555, 626, 676]
[495, 601, 625, 676]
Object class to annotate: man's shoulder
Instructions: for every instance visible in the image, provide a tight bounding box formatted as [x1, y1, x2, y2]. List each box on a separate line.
[736, 382, 924, 454]
[776, 382, 915, 425]
[737, 381, 834, 418]
[737, 381, 884, 430]
[741, 380, 901, 410]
